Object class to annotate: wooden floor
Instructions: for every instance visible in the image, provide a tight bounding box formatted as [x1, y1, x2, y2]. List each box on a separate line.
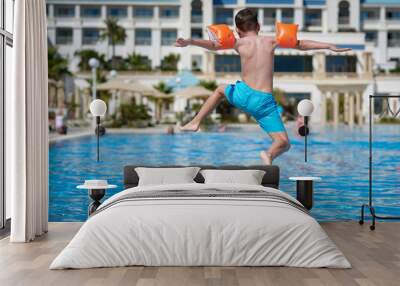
[0, 222, 399, 286]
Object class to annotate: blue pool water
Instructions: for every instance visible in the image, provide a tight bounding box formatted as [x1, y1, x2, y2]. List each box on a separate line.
[49, 124, 400, 222]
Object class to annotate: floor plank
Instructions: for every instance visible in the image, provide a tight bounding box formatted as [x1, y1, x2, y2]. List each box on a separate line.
[0, 222, 399, 286]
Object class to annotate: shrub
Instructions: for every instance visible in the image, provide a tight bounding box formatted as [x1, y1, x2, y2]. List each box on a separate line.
[160, 53, 180, 71]
[112, 98, 151, 127]
[74, 49, 108, 71]
[48, 47, 71, 80]
[198, 80, 217, 91]
[153, 81, 172, 94]
[126, 53, 152, 71]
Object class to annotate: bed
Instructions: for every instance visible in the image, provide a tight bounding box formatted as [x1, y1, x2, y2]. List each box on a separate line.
[50, 165, 350, 269]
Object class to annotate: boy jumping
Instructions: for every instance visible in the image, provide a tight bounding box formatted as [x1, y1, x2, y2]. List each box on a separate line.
[175, 8, 350, 165]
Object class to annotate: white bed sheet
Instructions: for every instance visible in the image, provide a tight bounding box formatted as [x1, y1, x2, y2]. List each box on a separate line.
[50, 183, 350, 269]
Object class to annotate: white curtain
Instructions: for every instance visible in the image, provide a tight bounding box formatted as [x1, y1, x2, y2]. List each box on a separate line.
[8, 0, 49, 242]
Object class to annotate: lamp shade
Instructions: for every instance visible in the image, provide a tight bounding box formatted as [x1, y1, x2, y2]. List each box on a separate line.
[90, 99, 107, 116]
[297, 99, 314, 116]
[89, 57, 99, 69]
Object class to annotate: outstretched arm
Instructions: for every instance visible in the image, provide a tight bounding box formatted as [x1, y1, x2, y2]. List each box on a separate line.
[175, 38, 222, 51]
[296, 40, 351, 52]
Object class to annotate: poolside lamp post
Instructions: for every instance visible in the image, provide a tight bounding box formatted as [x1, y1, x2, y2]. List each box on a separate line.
[297, 99, 314, 162]
[89, 58, 100, 130]
[90, 99, 107, 162]
[89, 58, 99, 100]
[108, 70, 118, 116]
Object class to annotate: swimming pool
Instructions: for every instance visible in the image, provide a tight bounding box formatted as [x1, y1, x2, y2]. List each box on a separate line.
[49, 124, 400, 222]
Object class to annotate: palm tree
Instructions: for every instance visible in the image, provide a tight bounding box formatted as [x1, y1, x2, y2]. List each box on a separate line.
[160, 53, 180, 71]
[198, 80, 217, 91]
[272, 88, 295, 118]
[126, 53, 152, 71]
[153, 81, 172, 94]
[152, 81, 173, 123]
[272, 88, 286, 107]
[48, 47, 71, 80]
[101, 17, 126, 69]
[74, 49, 108, 71]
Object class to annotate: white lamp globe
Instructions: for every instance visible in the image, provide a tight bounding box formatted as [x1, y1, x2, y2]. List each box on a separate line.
[109, 70, 117, 79]
[89, 58, 99, 69]
[90, 99, 107, 117]
[297, 99, 314, 116]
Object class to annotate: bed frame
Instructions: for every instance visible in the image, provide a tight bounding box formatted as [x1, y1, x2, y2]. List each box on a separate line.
[123, 165, 280, 189]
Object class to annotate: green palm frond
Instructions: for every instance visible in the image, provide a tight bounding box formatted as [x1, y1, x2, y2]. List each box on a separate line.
[160, 53, 180, 71]
[74, 49, 108, 71]
[199, 80, 217, 91]
[48, 47, 71, 80]
[126, 53, 152, 71]
[101, 17, 127, 45]
[154, 81, 172, 94]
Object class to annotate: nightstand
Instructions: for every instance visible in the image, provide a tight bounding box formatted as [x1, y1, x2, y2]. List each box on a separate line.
[77, 180, 117, 215]
[289, 177, 321, 210]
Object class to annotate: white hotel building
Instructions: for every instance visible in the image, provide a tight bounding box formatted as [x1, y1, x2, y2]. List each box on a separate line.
[46, 0, 400, 125]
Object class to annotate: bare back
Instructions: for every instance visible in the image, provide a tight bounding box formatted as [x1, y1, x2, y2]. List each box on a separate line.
[234, 35, 276, 93]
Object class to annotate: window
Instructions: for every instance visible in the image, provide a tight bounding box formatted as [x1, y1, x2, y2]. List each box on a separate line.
[135, 29, 152, 45]
[81, 5, 101, 18]
[82, 28, 101, 45]
[275, 56, 313, 72]
[56, 28, 73, 45]
[192, 55, 202, 71]
[191, 28, 203, 39]
[215, 8, 233, 25]
[191, 0, 203, 23]
[338, 1, 350, 25]
[215, 55, 241, 73]
[365, 31, 378, 46]
[386, 9, 400, 21]
[54, 5, 75, 18]
[305, 9, 322, 28]
[389, 58, 400, 69]
[1, 0, 14, 229]
[133, 6, 154, 18]
[264, 9, 276, 25]
[361, 8, 379, 21]
[282, 9, 294, 23]
[326, 56, 357, 72]
[107, 6, 127, 18]
[160, 7, 179, 18]
[388, 31, 400, 47]
[161, 30, 177, 46]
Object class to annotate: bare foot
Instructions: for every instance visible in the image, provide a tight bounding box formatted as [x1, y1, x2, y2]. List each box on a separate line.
[180, 122, 200, 132]
[260, 151, 273, 165]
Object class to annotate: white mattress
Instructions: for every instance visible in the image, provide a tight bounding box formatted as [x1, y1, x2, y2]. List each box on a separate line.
[50, 183, 350, 269]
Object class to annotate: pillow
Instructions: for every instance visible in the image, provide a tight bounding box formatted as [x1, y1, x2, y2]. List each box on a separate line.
[135, 167, 200, 186]
[200, 169, 266, 185]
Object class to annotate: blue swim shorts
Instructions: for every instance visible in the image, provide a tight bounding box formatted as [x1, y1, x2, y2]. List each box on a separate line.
[225, 81, 286, 133]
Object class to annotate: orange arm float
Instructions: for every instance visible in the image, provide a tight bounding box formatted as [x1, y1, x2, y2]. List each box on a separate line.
[275, 22, 299, 48]
[207, 24, 236, 50]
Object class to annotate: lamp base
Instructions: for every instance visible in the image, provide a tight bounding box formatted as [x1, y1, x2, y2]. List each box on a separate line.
[296, 180, 313, 210]
[298, 125, 309, 137]
[88, 188, 105, 215]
